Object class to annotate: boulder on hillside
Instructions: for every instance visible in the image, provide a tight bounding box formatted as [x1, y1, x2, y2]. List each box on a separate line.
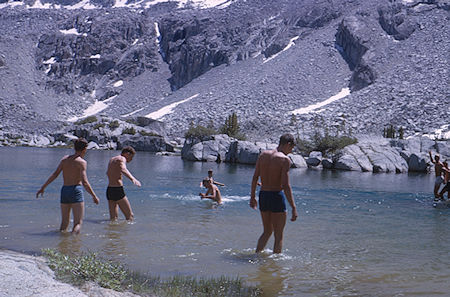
[401, 151, 428, 172]
[359, 143, 408, 173]
[181, 134, 231, 162]
[336, 144, 373, 172]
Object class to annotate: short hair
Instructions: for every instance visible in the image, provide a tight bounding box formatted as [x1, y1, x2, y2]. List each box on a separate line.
[122, 146, 136, 155]
[202, 178, 211, 185]
[74, 138, 88, 151]
[279, 133, 296, 146]
[208, 169, 213, 173]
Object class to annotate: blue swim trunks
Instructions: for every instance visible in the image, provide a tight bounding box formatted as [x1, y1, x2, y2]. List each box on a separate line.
[259, 191, 287, 213]
[60, 185, 84, 204]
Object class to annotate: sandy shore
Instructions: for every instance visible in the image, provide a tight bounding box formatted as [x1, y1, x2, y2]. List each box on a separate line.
[0, 249, 140, 297]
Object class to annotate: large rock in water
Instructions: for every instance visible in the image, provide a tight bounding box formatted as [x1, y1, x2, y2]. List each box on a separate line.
[306, 151, 322, 167]
[225, 141, 276, 164]
[181, 134, 232, 162]
[289, 154, 308, 168]
[359, 142, 408, 173]
[334, 144, 373, 172]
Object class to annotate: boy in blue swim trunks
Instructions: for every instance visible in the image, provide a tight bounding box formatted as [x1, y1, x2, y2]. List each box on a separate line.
[250, 133, 298, 254]
[36, 138, 99, 234]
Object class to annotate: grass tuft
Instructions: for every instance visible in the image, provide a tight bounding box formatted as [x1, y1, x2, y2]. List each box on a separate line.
[42, 249, 261, 297]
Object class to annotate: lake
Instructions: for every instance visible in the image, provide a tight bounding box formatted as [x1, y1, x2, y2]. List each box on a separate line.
[0, 146, 449, 296]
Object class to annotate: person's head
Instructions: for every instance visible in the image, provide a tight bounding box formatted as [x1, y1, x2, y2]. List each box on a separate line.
[435, 154, 440, 162]
[208, 169, 213, 178]
[74, 138, 88, 154]
[444, 160, 448, 168]
[278, 133, 296, 154]
[121, 146, 136, 162]
[202, 178, 211, 188]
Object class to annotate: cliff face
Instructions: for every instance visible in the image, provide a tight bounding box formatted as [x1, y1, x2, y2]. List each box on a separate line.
[0, 0, 448, 141]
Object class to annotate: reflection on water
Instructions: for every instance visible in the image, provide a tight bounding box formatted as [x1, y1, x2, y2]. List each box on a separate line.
[1, 147, 450, 296]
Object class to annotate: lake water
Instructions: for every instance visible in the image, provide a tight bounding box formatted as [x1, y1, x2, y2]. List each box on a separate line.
[1, 147, 449, 296]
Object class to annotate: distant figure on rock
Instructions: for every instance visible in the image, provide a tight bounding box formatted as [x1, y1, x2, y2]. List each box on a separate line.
[36, 138, 99, 234]
[250, 133, 298, 254]
[199, 178, 222, 204]
[106, 146, 141, 221]
[207, 169, 225, 187]
[438, 161, 450, 200]
[429, 151, 444, 200]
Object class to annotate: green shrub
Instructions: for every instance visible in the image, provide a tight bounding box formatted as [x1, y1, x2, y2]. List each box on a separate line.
[220, 112, 246, 140]
[93, 123, 105, 130]
[108, 120, 120, 130]
[75, 116, 98, 125]
[122, 127, 136, 135]
[185, 123, 216, 139]
[296, 132, 357, 156]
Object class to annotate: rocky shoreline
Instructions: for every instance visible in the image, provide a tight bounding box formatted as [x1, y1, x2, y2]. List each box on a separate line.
[0, 115, 448, 174]
[0, 249, 139, 297]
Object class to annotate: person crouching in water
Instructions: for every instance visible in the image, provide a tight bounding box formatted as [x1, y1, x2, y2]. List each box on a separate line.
[106, 146, 141, 221]
[199, 178, 222, 204]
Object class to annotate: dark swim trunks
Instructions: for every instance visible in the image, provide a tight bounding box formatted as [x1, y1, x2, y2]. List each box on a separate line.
[60, 185, 84, 204]
[259, 191, 287, 213]
[106, 186, 126, 201]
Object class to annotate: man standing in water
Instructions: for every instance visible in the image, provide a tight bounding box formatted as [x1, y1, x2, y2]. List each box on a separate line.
[36, 138, 99, 234]
[250, 133, 298, 254]
[429, 151, 444, 200]
[106, 146, 141, 221]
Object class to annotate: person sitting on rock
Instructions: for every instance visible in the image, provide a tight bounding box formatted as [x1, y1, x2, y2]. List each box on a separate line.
[429, 151, 444, 200]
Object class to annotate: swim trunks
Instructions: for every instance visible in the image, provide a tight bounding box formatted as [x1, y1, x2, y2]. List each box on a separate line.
[259, 191, 287, 213]
[106, 186, 126, 201]
[435, 176, 444, 185]
[60, 185, 84, 204]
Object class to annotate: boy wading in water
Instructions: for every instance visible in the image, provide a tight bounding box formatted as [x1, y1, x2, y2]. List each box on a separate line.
[429, 151, 444, 200]
[106, 146, 141, 221]
[199, 178, 222, 204]
[36, 138, 99, 234]
[250, 133, 298, 254]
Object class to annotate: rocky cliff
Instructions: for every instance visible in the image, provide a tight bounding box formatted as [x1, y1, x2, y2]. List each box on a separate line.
[0, 0, 448, 145]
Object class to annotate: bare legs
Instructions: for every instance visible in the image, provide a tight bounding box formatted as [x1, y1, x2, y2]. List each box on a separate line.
[256, 211, 287, 254]
[60, 202, 84, 234]
[108, 197, 134, 221]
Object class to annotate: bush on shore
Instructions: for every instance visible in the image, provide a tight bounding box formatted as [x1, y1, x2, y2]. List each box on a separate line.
[42, 249, 261, 297]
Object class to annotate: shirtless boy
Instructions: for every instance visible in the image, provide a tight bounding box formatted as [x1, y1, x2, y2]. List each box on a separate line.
[250, 133, 298, 254]
[207, 169, 225, 186]
[106, 146, 141, 221]
[429, 151, 444, 199]
[36, 138, 99, 234]
[438, 161, 450, 200]
[199, 178, 222, 204]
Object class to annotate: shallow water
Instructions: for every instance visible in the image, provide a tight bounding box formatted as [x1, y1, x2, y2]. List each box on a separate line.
[1, 147, 449, 296]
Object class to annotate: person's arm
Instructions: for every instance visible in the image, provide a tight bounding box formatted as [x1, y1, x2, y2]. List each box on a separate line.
[250, 157, 261, 209]
[202, 187, 217, 200]
[429, 151, 435, 164]
[213, 180, 225, 187]
[120, 159, 141, 187]
[36, 161, 63, 198]
[80, 161, 99, 205]
[281, 158, 298, 222]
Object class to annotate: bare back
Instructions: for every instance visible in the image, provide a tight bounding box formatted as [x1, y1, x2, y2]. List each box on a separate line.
[61, 155, 86, 186]
[258, 149, 291, 191]
[107, 155, 126, 186]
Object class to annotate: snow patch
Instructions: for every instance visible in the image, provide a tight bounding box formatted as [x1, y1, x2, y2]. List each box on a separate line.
[145, 94, 199, 120]
[0, 1, 24, 9]
[263, 36, 299, 64]
[291, 88, 351, 115]
[67, 95, 117, 122]
[121, 106, 146, 117]
[90, 54, 101, 59]
[65, 0, 98, 10]
[113, 80, 123, 87]
[418, 124, 450, 140]
[59, 28, 86, 36]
